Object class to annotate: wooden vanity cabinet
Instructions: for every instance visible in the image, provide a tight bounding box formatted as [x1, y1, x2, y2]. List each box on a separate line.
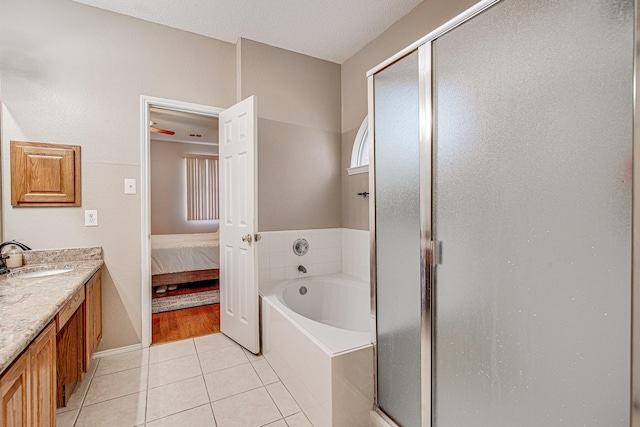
[84, 269, 102, 370]
[56, 268, 102, 407]
[1, 267, 102, 422]
[56, 304, 84, 407]
[30, 322, 56, 427]
[0, 321, 56, 427]
[0, 349, 29, 426]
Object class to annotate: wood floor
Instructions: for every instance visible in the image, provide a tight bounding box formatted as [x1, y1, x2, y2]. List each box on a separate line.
[152, 303, 220, 344]
[151, 280, 221, 345]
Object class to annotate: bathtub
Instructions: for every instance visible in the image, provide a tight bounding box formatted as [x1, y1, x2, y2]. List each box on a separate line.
[261, 274, 374, 427]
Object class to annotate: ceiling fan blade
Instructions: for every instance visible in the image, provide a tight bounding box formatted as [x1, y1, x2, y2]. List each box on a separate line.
[150, 127, 175, 135]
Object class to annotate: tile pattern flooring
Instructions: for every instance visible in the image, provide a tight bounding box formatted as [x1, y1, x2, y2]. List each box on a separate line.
[56, 333, 313, 427]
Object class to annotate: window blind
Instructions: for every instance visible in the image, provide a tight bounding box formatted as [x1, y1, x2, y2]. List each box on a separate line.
[185, 154, 219, 221]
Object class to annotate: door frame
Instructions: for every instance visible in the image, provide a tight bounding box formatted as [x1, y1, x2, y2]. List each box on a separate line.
[367, 0, 640, 425]
[140, 95, 224, 348]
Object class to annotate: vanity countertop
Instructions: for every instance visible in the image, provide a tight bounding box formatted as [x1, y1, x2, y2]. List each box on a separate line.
[0, 248, 103, 375]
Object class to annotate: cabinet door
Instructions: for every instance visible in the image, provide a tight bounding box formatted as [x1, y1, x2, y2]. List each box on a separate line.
[84, 269, 102, 370]
[56, 307, 83, 408]
[0, 351, 30, 427]
[30, 322, 56, 427]
[10, 141, 81, 207]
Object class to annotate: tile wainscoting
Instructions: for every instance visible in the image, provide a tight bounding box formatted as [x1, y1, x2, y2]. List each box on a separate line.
[258, 228, 369, 284]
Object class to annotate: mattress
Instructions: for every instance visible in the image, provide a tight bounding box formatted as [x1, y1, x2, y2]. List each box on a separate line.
[151, 232, 220, 275]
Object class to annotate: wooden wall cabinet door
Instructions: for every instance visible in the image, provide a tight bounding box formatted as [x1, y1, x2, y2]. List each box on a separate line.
[10, 141, 81, 207]
[84, 269, 102, 370]
[30, 322, 56, 427]
[0, 351, 30, 427]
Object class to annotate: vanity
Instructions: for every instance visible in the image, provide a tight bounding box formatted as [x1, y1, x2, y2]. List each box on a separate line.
[0, 247, 103, 426]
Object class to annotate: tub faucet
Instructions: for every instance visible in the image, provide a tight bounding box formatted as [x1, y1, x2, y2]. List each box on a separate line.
[298, 265, 307, 274]
[0, 240, 31, 275]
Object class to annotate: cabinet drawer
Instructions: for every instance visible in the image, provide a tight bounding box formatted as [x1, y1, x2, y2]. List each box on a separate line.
[56, 287, 84, 332]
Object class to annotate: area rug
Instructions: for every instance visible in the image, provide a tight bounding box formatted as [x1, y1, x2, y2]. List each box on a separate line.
[152, 290, 219, 314]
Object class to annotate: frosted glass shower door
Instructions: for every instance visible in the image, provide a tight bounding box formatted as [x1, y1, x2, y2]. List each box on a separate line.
[373, 50, 422, 427]
[432, 0, 633, 426]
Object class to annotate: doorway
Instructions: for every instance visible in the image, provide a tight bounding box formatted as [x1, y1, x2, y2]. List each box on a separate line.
[140, 97, 225, 348]
[148, 107, 221, 344]
[141, 96, 261, 353]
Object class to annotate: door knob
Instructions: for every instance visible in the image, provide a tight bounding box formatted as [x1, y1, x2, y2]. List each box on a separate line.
[242, 234, 253, 243]
[254, 233, 262, 242]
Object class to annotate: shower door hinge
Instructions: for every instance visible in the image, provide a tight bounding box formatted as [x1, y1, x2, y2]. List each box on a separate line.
[429, 240, 443, 266]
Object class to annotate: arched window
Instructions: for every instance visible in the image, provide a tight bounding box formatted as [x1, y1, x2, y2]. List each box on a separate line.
[348, 116, 369, 175]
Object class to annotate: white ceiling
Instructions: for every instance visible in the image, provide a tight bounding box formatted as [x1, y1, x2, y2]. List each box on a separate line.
[71, 0, 423, 64]
[150, 108, 218, 145]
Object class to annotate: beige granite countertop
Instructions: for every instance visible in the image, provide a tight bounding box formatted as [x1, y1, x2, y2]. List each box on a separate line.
[0, 247, 103, 375]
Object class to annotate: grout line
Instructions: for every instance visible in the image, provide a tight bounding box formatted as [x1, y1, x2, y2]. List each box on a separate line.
[194, 343, 220, 427]
[146, 403, 211, 425]
[143, 345, 150, 424]
[194, 341, 210, 401]
[69, 357, 101, 427]
[208, 383, 265, 403]
[75, 390, 145, 408]
[261, 357, 309, 424]
[147, 339, 197, 365]
[147, 372, 203, 391]
[201, 359, 251, 377]
[194, 343, 238, 355]
[258, 418, 286, 427]
[93, 362, 149, 378]
[264, 382, 286, 421]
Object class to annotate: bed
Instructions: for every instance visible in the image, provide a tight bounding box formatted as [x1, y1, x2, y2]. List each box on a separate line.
[151, 232, 220, 288]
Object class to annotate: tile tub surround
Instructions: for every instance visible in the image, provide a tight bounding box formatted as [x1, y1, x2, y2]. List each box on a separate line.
[341, 228, 369, 282]
[0, 247, 103, 374]
[56, 333, 313, 427]
[259, 228, 369, 284]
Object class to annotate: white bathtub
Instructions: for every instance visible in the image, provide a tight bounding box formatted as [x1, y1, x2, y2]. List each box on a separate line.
[261, 274, 374, 427]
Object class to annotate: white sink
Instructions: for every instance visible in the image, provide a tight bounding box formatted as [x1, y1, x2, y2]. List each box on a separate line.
[16, 268, 74, 279]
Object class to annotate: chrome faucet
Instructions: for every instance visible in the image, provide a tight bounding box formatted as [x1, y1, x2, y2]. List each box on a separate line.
[0, 240, 31, 274]
[298, 265, 307, 274]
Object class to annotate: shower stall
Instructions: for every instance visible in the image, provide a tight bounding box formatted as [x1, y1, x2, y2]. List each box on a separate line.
[369, 0, 638, 426]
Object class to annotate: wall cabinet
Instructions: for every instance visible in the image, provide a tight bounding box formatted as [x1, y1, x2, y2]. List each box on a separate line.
[0, 321, 56, 427]
[10, 141, 81, 207]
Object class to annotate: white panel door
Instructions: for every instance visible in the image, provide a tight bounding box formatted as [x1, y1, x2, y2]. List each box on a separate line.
[219, 96, 259, 353]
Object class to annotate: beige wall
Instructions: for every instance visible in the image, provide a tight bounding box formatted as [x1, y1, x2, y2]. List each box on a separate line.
[340, 0, 478, 230]
[150, 140, 219, 235]
[0, 0, 478, 351]
[0, 0, 236, 350]
[238, 39, 342, 231]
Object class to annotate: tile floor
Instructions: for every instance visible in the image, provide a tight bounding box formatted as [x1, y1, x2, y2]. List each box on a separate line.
[56, 333, 313, 427]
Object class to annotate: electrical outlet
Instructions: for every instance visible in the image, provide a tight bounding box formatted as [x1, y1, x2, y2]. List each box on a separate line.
[85, 210, 98, 227]
[124, 178, 137, 195]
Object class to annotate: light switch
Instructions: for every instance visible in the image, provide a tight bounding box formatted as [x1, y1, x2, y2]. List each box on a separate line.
[85, 210, 98, 227]
[124, 179, 137, 194]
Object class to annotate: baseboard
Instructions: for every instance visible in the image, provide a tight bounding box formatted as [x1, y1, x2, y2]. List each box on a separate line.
[93, 343, 143, 359]
[370, 410, 398, 427]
